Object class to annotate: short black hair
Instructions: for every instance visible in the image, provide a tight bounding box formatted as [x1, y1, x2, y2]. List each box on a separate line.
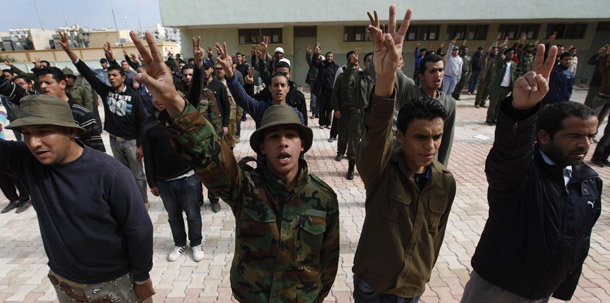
[235, 52, 243, 56]
[274, 61, 291, 71]
[100, 58, 108, 63]
[397, 98, 448, 134]
[35, 67, 65, 83]
[40, 60, 51, 66]
[345, 50, 355, 60]
[560, 52, 573, 60]
[13, 74, 32, 84]
[107, 65, 125, 76]
[419, 54, 443, 75]
[325, 51, 333, 57]
[270, 72, 289, 83]
[2, 69, 13, 75]
[537, 101, 595, 139]
[182, 64, 195, 73]
[187, 58, 195, 63]
[363, 52, 373, 63]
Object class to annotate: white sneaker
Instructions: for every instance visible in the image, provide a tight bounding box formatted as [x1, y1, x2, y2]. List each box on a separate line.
[167, 246, 185, 262]
[192, 245, 204, 262]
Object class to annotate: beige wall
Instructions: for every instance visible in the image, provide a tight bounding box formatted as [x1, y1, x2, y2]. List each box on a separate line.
[0, 42, 180, 66]
[88, 30, 133, 48]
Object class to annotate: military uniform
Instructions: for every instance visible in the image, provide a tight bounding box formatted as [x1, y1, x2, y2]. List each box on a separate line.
[219, 78, 243, 149]
[452, 53, 471, 100]
[516, 44, 535, 79]
[332, 62, 372, 166]
[162, 103, 340, 303]
[475, 52, 498, 107]
[66, 83, 94, 112]
[486, 47, 517, 124]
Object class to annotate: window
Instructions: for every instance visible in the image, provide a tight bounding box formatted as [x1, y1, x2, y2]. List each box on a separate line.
[238, 28, 282, 44]
[518, 24, 540, 39]
[498, 24, 519, 40]
[467, 25, 488, 40]
[406, 26, 418, 41]
[445, 25, 467, 40]
[404, 25, 440, 41]
[344, 26, 369, 42]
[545, 23, 587, 39]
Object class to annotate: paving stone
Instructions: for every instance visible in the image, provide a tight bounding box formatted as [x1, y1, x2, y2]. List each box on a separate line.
[0, 89, 608, 303]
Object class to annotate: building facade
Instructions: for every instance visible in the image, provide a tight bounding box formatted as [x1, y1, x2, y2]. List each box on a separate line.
[159, 0, 610, 86]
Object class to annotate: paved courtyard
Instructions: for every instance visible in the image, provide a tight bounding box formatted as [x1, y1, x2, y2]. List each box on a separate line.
[0, 89, 609, 302]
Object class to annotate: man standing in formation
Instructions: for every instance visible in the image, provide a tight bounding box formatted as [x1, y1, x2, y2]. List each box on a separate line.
[332, 50, 373, 180]
[353, 7, 456, 302]
[130, 31, 339, 303]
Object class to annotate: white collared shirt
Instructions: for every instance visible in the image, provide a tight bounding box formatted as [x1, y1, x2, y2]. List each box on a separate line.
[539, 150, 572, 187]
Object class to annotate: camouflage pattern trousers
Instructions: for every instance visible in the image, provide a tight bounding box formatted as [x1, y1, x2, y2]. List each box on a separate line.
[48, 270, 152, 303]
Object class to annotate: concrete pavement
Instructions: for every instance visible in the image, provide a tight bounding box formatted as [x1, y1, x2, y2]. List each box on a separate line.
[0, 89, 609, 302]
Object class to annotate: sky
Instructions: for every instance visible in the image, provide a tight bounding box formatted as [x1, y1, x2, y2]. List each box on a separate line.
[0, 0, 162, 33]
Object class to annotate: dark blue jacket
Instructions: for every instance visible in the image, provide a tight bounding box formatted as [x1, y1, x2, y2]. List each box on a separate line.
[472, 97, 602, 301]
[542, 65, 574, 104]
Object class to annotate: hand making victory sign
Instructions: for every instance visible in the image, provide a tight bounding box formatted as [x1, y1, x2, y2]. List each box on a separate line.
[512, 44, 558, 109]
[367, 5, 412, 98]
[129, 31, 184, 118]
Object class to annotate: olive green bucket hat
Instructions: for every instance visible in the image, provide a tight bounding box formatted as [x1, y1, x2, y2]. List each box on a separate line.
[6, 95, 85, 134]
[250, 105, 313, 154]
[62, 67, 78, 77]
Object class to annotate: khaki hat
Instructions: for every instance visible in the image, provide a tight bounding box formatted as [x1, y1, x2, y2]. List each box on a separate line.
[62, 67, 77, 77]
[6, 95, 85, 134]
[250, 105, 312, 154]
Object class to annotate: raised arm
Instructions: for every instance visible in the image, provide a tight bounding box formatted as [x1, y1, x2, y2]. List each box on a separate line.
[58, 31, 110, 96]
[358, 5, 411, 186]
[486, 44, 558, 196]
[215, 42, 265, 121]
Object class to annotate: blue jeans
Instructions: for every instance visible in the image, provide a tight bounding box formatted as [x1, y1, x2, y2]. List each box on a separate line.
[468, 70, 480, 93]
[157, 174, 203, 247]
[353, 274, 421, 303]
[442, 75, 458, 95]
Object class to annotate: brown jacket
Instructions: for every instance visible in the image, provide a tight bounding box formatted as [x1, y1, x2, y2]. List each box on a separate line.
[353, 94, 456, 298]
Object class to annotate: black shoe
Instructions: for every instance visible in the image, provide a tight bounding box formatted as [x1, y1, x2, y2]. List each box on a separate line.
[591, 158, 606, 167]
[335, 154, 343, 161]
[602, 159, 610, 166]
[346, 160, 355, 180]
[211, 201, 221, 213]
[481, 104, 488, 108]
[15, 200, 31, 213]
[485, 120, 494, 126]
[1, 200, 20, 213]
[328, 137, 336, 143]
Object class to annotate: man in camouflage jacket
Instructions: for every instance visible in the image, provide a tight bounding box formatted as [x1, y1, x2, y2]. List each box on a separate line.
[133, 33, 340, 303]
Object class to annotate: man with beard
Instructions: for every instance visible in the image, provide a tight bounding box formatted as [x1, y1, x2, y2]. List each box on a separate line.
[58, 32, 148, 208]
[463, 44, 603, 303]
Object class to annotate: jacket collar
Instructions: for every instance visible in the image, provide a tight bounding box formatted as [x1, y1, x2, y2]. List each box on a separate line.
[390, 148, 448, 191]
[259, 158, 310, 196]
[534, 145, 599, 183]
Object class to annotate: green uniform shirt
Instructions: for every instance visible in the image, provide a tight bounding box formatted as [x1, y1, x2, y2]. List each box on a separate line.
[461, 55, 472, 75]
[163, 104, 340, 303]
[66, 83, 94, 111]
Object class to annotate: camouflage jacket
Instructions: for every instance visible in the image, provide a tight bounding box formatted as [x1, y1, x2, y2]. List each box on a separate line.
[196, 87, 223, 135]
[162, 104, 340, 303]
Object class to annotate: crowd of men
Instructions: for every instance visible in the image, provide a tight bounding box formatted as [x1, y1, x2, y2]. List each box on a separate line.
[0, 4, 607, 303]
